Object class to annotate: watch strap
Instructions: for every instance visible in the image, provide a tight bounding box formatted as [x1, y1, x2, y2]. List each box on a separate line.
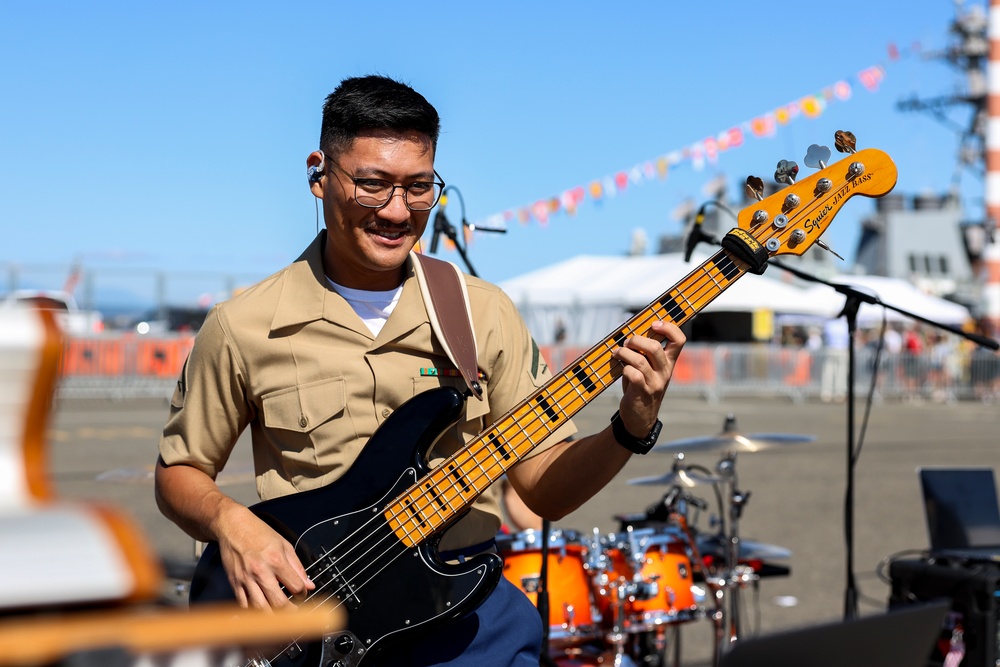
[610, 410, 662, 455]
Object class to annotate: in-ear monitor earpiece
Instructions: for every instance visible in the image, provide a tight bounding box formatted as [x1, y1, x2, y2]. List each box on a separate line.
[307, 152, 326, 184]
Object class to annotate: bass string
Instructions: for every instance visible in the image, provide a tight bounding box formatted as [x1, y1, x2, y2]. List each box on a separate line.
[289, 245, 753, 609]
[293, 249, 752, 630]
[227, 180, 852, 667]
[246, 197, 831, 661]
[383, 248, 751, 536]
[296, 248, 753, 615]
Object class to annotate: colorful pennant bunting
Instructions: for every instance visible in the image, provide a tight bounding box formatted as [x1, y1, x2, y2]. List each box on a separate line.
[468, 46, 912, 231]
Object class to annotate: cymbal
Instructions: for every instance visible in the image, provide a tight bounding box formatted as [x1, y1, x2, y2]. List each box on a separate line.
[696, 534, 792, 561]
[627, 469, 723, 487]
[651, 414, 814, 454]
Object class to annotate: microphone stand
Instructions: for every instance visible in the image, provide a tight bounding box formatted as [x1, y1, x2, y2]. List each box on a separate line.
[685, 221, 999, 622]
[766, 257, 998, 621]
[428, 185, 506, 279]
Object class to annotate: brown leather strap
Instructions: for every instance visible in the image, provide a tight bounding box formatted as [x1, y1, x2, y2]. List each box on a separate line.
[411, 253, 483, 401]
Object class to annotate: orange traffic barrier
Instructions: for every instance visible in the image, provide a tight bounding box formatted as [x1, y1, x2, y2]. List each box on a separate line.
[781, 349, 813, 386]
[134, 338, 193, 378]
[61, 339, 125, 376]
[670, 347, 715, 385]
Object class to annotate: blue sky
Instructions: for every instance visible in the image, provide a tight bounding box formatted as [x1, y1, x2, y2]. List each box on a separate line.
[1, 2, 984, 307]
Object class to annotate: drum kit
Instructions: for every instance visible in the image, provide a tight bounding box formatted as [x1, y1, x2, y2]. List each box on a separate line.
[497, 414, 812, 667]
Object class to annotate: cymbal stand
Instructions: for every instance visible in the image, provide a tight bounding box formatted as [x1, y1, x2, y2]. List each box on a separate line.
[670, 510, 717, 667]
[713, 452, 755, 655]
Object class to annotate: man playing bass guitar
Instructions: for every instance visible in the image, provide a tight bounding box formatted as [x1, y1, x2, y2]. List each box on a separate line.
[154, 74, 684, 667]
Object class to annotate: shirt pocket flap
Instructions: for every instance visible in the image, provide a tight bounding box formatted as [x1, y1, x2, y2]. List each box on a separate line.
[262, 377, 346, 433]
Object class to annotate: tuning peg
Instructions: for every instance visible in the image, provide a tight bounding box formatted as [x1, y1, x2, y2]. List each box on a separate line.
[744, 175, 765, 202]
[815, 239, 845, 261]
[804, 144, 832, 170]
[774, 159, 798, 185]
[834, 130, 857, 154]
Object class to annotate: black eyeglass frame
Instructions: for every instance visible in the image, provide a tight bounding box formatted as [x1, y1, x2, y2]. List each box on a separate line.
[326, 157, 445, 212]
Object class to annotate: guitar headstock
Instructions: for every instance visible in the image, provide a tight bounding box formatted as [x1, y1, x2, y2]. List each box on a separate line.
[726, 132, 897, 273]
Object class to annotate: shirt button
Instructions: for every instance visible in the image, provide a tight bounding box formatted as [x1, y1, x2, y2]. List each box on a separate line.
[299, 416, 308, 428]
[382, 408, 392, 418]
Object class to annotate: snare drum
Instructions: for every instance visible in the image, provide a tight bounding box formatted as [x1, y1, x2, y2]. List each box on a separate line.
[497, 529, 601, 647]
[603, 527, 700, 630]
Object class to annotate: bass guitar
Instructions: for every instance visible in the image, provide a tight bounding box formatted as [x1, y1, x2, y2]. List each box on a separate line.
[189, 135, 897, 666]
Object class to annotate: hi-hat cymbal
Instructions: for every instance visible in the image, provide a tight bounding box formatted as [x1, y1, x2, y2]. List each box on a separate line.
[627, 469, 723, 487]
[651, 414, 814, 454]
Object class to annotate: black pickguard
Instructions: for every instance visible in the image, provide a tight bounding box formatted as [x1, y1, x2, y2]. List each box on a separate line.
[189, 387, 503, 667]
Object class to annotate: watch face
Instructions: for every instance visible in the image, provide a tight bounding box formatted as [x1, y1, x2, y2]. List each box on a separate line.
[647, 419, 663, 445]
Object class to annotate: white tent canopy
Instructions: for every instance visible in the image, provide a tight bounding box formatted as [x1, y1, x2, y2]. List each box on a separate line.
[802, 274, 972, 326]
[499, 253, 974, 345]
[499, 251, 852, 345]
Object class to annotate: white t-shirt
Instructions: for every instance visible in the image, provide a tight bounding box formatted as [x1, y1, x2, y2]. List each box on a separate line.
[328, 279, 402, 336]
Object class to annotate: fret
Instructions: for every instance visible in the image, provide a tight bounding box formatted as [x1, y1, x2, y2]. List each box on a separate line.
[471, 455, 492, 486]
[392, 497, 431, 541]
[487, 430, 513, 462]
[660, 292, 695, 322]
[453, 452, 483, 494]
[567, 372, 589, 403]
[647, 301, 668, 322]
[572, 362, 598, 395]
[612, 329, 629, 348]
[533, 393, 560, 424]
[448, 462, 471, 495]
[480, 439, 508, 473]
[703, 261, 724, 291]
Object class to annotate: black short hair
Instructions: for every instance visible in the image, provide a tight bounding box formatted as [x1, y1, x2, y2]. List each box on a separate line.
[319, 75, 440, 158]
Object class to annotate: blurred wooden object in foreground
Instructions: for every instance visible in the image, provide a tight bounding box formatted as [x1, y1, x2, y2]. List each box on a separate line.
[0, 602, 341, 666]
[0, 306, 343, 665]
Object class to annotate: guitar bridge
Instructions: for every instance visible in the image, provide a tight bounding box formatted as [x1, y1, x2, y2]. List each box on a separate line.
[317, 549, 362, 611]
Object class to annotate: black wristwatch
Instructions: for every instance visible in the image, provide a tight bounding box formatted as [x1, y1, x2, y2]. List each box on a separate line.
[610, 410, 662, 455]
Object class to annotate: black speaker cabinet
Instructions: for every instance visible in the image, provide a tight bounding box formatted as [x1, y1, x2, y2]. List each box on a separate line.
[889, 558, 1000, 667]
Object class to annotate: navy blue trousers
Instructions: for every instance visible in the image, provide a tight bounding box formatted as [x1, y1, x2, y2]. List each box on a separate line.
[371, 577, 543, 666]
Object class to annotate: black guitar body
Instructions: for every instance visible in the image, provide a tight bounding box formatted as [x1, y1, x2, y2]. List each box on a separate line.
[189, 387, 504, 667]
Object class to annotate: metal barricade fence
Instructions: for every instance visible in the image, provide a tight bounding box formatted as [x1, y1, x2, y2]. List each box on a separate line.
[54, 336, 1000, 403]
[537, 343, 1000, 404]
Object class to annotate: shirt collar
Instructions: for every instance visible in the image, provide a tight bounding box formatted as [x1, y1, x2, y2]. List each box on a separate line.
[269, 232, 427, 341]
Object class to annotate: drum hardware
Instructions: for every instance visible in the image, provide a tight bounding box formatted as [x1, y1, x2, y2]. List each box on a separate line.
[602, 577, 642, 667]
[537, 416, 802, 667]
[645, 414, 808, 665]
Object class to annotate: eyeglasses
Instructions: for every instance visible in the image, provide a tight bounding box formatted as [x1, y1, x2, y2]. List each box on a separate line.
[330, 160, 445, 212]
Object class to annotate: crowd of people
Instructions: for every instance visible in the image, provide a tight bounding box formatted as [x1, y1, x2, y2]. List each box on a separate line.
[783, 318, 1000, 403]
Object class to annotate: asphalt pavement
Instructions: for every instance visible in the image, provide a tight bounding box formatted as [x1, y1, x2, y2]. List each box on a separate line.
[46, 390, 1000, 665]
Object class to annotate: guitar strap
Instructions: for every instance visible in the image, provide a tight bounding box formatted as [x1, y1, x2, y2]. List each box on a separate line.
[410, 252, 484, 402]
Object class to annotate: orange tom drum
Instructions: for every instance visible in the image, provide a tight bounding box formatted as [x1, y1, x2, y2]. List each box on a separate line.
[604, 527, 701, 631]
[497, 529, 601, 648]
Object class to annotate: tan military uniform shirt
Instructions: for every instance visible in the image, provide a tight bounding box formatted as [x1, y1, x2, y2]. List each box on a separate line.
[160, 232, 576, 550]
